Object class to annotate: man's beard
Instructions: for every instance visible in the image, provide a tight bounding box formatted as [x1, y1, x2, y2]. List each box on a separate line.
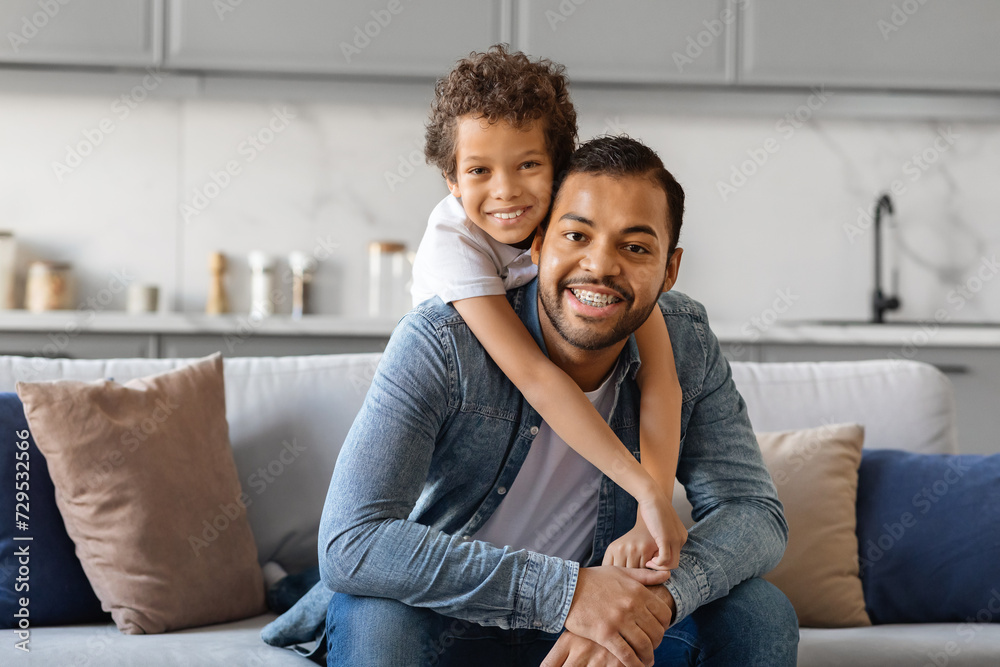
[538, 274, 658, 351]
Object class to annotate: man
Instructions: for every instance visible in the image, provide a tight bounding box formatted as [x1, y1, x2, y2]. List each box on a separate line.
[274, 136, 798, 666]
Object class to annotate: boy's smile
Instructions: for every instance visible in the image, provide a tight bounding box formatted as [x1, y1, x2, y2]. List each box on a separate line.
[447, 115, 553, 246]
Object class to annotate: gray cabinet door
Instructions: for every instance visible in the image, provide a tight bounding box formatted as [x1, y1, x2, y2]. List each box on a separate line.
[165, 0, 505, 76]
[514, 0, 736, 84]
[0, 0, 161, 67]
[0, 332, 156, 360]
[741, 0, 1000, 91]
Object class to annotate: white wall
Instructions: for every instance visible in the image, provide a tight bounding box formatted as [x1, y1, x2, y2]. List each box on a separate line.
[2, 84, 998, 327]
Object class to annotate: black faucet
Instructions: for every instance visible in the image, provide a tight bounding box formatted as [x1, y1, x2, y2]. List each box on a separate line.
[872, 193, 901, 323]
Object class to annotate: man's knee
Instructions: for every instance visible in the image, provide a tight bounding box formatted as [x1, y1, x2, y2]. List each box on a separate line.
[684, 578, 799, 665]
[327, 594, 441, 666]
[730, 578, 798, 639]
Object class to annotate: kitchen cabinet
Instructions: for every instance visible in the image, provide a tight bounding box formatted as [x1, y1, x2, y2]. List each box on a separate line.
[0, 332, 156, 360]
[0, 0, 161, 67]
[758, 343, 1000, 456]
[164, 0, 505, 77]
[741, 0, 1000, 91]
[514, 0, 735, 84]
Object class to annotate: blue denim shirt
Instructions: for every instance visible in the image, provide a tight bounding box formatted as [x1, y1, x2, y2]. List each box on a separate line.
[262, 279, 787, 650]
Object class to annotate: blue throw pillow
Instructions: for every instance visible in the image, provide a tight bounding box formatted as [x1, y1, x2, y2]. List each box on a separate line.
[856, 449, 1000, 624]
[0, 392, 109, 627]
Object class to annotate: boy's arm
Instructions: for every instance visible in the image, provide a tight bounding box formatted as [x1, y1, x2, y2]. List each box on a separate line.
[453, 295, 674, 556]
[631, 309, 687, 568]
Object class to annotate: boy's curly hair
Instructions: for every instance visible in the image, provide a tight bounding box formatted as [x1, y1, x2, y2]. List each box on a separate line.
[425, 44, 577, 183]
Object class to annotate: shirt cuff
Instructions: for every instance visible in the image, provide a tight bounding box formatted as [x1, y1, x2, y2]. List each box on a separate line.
[664, 553, 711, 625]
[513, 551, 579, 633]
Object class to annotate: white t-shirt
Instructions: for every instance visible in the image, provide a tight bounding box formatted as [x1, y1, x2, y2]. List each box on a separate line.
[410, 195, 538, 306]
[471, 365, 616, 563]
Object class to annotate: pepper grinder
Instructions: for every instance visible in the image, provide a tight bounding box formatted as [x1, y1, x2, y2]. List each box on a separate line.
[248, 251, 275, 318]
[288, 251, 316, 319]
[206, 252, 229, 314]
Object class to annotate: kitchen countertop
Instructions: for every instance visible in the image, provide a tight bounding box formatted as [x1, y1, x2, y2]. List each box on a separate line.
[2, 311, 999, 347]
[712, 320, 1000, 348]
[0, 310, 399, 337]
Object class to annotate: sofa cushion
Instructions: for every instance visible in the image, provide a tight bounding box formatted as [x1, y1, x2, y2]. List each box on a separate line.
[731, 360, 957, 454]
[798, 624, 1000, 666]
[758, 423, 871, 628]
[15, 353, 265, 634]
[0, 392, 109, 628]
[0, 614, 311, 666]
[856, 449, 1000, 624]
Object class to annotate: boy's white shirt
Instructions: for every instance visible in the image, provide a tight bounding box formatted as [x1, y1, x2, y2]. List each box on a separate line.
[410, 194, 538, 307]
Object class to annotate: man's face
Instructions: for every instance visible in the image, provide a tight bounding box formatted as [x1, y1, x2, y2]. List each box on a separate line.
[531, 172, 681, 351]
[447, 115, 554, 246]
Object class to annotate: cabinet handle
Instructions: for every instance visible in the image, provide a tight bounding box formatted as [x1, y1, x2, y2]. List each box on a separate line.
[931, 364, 970, 375]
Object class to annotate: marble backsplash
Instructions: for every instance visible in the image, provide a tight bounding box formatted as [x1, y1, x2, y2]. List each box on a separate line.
[1, 84, 998, 328]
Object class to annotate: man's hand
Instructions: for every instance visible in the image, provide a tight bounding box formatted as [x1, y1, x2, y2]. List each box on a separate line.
[540, 631, 623, 667]
[563, 566, 673, 667]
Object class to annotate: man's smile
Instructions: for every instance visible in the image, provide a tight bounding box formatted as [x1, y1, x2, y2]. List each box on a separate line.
[569, 288, 623, 308]
[562, 280, 632, 320]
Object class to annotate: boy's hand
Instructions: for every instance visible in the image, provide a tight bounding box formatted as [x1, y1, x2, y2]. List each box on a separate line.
[604, 522, 662, 570]
[634, 493, 688, 570]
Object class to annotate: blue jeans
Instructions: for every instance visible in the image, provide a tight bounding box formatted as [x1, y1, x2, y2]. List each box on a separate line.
[326, 578, 798, 666]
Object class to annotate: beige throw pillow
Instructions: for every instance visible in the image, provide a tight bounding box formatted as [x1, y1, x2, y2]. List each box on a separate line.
[16, 353, 265, 634]
[758, 423, 871, 628]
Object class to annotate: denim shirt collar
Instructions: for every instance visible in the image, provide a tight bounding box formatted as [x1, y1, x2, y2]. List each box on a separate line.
[516, 277, 643, 388]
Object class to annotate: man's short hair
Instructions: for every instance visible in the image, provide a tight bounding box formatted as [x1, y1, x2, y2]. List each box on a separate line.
[424, 44, 578, 183]
[544, 136, 685, 257]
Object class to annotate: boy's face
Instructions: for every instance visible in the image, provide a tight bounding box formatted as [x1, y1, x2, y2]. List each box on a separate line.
[447, 115, 554, 246]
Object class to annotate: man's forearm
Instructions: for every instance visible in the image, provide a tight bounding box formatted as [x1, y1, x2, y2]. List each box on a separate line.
[663, 498, 786, 624]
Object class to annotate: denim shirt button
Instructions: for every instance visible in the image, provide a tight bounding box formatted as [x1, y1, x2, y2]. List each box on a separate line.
[529, 426, 539, 436]
[497, 486, 507, 495]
